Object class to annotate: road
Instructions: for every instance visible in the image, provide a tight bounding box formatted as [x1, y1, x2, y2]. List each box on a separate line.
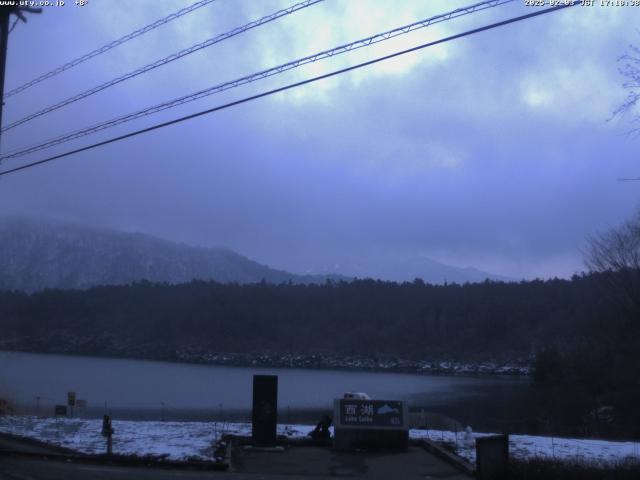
[0, 432, 471, 479]
[1, 457, 240, 480]
[1, 449, 471, 479]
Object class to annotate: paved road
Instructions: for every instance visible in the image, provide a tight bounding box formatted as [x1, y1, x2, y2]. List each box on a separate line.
[0, 447, 471, 479]
[0, 457, 233, 480]
[234, 445, 471, 479]
[0, 433, 471, 479]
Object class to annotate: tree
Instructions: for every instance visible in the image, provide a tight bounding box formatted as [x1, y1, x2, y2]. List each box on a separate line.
[585, 210, 640, 321]
[615, 43, 640, 131]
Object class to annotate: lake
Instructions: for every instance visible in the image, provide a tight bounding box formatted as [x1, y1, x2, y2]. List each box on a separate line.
[0, 351, 528, 428]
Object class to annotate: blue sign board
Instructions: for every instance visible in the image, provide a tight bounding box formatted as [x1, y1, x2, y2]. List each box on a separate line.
[337, 399, 406, 429]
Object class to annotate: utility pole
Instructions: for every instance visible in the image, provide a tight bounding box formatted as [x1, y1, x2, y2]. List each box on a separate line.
[0, 7, 11, 144]
[0, 5, 41, 152]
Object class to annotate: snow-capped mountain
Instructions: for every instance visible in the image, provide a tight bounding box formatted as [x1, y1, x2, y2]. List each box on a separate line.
[314, 253, 513, 284]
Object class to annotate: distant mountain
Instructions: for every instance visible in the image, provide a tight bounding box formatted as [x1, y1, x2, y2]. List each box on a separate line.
[313, 253, 513, 284]
[0, 217, 341, 292]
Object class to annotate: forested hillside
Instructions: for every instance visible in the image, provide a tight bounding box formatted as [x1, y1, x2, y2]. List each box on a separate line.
[0, 275, 607, 364]
[2, 272, 638, 436]
[0, 217, 340, 292]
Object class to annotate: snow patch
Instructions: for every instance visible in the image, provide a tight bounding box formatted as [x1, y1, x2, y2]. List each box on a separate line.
[1, 416, 638, 467]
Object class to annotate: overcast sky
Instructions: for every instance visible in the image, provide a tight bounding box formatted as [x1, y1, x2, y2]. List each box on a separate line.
[1, 0, 639, 279]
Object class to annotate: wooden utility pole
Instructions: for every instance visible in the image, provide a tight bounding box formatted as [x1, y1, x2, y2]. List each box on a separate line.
[0, 7, 11, 144]
[0, 6, 41, 151]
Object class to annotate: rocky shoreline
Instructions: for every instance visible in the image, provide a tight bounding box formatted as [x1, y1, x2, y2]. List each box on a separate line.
[173, 349, 531, 376]
[0, 334, 531, 377]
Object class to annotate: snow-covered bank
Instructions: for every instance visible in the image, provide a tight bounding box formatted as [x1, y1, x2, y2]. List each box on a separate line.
[1, 416, 637, 467]
[0, 416, 313, 460]
[411, 429, 640, 467]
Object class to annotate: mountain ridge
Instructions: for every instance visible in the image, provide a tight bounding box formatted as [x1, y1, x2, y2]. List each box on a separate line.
[0, 216, 340, 292]
[308, 252, 513, 284]
[0, 216, 511, 292]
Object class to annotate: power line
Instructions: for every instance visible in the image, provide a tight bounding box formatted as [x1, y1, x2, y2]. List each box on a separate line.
[0, 0, 516, 159]
[3, 0, 218, 100]
[0, 3, 577, 178]
[1, 0, 325, 133]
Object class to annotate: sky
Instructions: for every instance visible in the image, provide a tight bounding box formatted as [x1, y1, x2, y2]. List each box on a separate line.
[1, 0, 639, 280]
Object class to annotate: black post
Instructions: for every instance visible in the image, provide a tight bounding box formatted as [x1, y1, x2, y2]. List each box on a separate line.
[67, 391, 75, 418]
[102, 414, 114, 455]
[476, 434, 509, 480]
[252, 375, 278, 446]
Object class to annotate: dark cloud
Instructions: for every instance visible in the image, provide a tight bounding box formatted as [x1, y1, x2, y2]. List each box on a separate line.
[1, 0, 639, 279]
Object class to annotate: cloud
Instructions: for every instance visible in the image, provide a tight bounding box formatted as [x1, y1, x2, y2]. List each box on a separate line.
[1, 0, 639, 280]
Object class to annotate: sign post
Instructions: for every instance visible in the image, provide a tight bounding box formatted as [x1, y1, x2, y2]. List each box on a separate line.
[333, 399, 409, 451]
[76, 399, 87, 417]
[252, 375, 278, 446]
[67, 391, 76, 418]
[101, 414, 114, 455]
[54, 405, 67, 416]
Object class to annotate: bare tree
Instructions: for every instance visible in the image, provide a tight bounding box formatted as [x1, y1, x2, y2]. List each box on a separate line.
[585, 211, 640, 320]
[615, 43, 640, 128]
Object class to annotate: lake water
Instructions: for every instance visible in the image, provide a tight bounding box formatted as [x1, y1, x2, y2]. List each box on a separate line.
[0, 351, 528, 427]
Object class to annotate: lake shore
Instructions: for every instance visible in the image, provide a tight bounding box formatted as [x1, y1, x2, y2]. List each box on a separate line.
[0, 343, 531, 377]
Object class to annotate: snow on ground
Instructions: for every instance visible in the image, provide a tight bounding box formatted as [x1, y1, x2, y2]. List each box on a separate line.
[411, 429, 640, 467]
[1, 416, 639, 467]
[0, 416, 313, 460]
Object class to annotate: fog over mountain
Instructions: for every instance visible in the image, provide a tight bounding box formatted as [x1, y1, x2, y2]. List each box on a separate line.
[1, 1, 638, 283]
[312, 253, 513, 284]
[0, 217, 510, 292]
[0, 217, 338, 292]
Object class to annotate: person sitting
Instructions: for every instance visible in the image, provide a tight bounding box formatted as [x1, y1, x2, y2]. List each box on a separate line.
[309, 415, 332, 439]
